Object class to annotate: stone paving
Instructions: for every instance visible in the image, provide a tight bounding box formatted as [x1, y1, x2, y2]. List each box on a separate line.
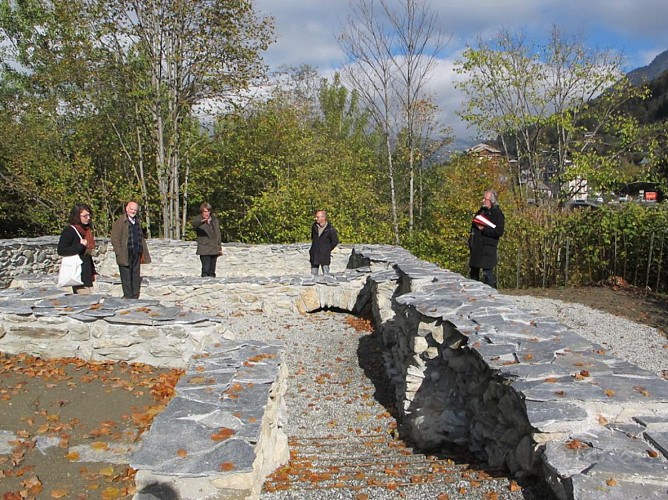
[0, 239, 667, 499]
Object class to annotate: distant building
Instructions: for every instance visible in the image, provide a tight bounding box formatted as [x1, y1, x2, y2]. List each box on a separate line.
[465, 143, 502, 157]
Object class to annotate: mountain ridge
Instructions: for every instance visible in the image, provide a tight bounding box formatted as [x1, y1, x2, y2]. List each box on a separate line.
[627, 49, 668, 86]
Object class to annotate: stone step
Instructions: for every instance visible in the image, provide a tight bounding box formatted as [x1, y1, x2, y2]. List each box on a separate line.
[262, 434, 513, 497]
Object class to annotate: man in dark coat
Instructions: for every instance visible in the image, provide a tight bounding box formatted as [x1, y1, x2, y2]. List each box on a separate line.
[309, 210, 339, 275]
[469, 190, 505, 288]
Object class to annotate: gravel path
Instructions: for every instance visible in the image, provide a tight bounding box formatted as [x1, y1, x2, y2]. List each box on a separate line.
[216, 294, 666, 498]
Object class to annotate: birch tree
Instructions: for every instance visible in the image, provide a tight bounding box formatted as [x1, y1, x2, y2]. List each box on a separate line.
[339, 0, 446, 243]
[88, 0, 273, 238]
[385, 0, 447, 233]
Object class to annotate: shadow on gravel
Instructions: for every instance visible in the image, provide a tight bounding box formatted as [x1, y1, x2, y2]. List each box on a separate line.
[356, 326, 402, 421]
[355, 325, 557, 500]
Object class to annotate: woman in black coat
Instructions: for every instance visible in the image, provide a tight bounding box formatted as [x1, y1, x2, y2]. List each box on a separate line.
[57, 203, 97, 294]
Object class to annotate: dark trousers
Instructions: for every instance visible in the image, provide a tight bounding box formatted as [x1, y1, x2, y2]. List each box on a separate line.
[200, 255, 218, 277]
[119, 251, 142, 298]
[470, 266, 496, 289]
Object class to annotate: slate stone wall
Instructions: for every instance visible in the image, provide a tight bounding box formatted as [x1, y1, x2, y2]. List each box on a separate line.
[1, 237, 667, 500]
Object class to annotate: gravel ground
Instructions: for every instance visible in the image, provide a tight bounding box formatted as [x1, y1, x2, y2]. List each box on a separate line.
[222, 309, 550, 499]
[506, 295, 668, 377]
[217, 294, 666, 499]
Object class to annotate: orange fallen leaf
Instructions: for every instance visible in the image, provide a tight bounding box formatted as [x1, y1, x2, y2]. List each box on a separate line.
[565, 439, 590, 450]
[65, 451, 80, 461]
[177, 449, 188, 458]
[219, 462, 235, 471]
[22, 475, 43, 494]
[606, 478, 618, 486]
[91, 442, 109, 450]
[210, 428, 236, 441]
[50, 489, 69, 498]
[100, 486, 121, 499]
[604, 389, 615, 397]
[647, 450, 659, 458]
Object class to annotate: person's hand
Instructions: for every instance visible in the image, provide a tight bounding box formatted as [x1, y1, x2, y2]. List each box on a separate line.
[81, 238, 87, 245]
[475, 224, 484, 231]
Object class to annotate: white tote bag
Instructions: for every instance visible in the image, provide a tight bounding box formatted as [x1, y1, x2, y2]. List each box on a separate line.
[57, 226, 84, 287]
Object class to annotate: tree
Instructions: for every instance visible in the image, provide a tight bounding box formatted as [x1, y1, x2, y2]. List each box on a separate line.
[339, 0, 401, 243]
[455, 27, 647, 204]
[385, 0, 447, 233]
[340, 0, 447, 242]
[195, 73, 391, 244]
[88, 0, 274, 238]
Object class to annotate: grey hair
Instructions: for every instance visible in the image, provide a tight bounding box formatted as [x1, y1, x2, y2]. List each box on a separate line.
[486, 190, 498, 205]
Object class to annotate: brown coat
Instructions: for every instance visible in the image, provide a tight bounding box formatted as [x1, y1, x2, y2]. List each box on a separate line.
[191, 214, 222, 256]
[111, 214, 152, 266]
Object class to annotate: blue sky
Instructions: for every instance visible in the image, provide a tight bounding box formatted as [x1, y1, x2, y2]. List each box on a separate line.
[253, 0, 668, 142]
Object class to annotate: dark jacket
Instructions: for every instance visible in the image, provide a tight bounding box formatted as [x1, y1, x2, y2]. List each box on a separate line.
[111, 214, 152, 267]
[191, 214, 222, 256]
[57, 225, 96, 287]
[309, 222, 339, 267]
[469, 205, 505, 269]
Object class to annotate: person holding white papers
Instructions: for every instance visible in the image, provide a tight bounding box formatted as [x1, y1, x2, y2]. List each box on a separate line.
[469, 190, 505, 288]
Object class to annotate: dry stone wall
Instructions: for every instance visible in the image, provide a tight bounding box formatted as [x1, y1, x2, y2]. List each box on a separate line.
[1, 237, 667, 499]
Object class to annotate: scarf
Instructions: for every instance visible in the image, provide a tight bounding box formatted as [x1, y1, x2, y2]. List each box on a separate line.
[73, 224, 96, 253]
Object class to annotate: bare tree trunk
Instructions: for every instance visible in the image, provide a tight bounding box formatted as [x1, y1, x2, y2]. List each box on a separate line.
[385, 133, 400, 244]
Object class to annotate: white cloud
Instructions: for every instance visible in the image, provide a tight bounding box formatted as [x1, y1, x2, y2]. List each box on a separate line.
[252, 0, 668, 142]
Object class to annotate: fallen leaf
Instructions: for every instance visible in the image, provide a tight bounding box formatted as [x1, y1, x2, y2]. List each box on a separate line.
[177, 449, 188, 458]
[565, 439, 590, 450]
[210, 428, 236, 441]
[606, 478, 618, 487]
[100, 486, 121, 499]
[50, 489, 69, 498]
[99, 466, 115, 477]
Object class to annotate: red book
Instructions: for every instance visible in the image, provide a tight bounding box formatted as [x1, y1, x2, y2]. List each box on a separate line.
[473, 214, 496, 229]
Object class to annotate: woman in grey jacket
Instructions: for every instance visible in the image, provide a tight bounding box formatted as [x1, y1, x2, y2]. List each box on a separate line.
[191, 202, 223, 277]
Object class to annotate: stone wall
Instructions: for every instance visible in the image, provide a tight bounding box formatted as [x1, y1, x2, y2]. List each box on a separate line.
[355, 246, 668, 500]
[1, 237, 667, 499]
[0, 236, 110, 288]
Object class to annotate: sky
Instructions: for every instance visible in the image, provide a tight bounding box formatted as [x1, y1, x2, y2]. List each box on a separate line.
[252, 0, 668, 143]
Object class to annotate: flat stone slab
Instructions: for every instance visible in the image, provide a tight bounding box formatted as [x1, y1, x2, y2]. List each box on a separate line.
[130, 339, 285, 478]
